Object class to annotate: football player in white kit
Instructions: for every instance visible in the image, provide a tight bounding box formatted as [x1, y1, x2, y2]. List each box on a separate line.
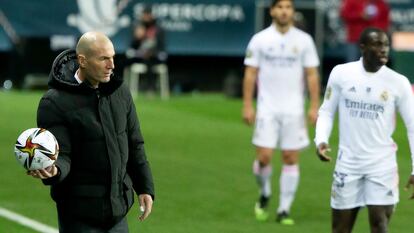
[243, 0, 320, 224]
[315, 28, 414, 233]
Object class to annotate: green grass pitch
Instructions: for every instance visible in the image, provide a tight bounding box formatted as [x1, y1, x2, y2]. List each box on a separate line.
[1, 91, 413, 233]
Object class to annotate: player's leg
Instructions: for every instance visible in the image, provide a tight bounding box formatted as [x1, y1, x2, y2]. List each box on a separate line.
[367, 205, 394, 233]
[252, 115, 279, 221]
[365, 168, 399, 233]
[254, 147, 274, 202]
[331, 170, 365, 233]
[277, 114, 308, 224]
[253, 146, 274, 220]
[332, 207, 360, 233]
[276, 150, 299, 225]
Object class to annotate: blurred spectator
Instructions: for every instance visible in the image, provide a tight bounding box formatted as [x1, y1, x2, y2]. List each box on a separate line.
[126, 5, 166, 94]
[340, 0, 390, 62]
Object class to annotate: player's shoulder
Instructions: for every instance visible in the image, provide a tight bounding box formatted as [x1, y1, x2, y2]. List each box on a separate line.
[252, 26, 274, 39]
[290, 27, 311, 37]
[382, 66, 406, 79]
[117, 83, 134, 102]
[41, 88, 65, 102]
[289, 27, 313, 41]
[331, 61, 357, 74]
[382, 66, 411, 86]
[248, 26, 275, 48]
[328, 61, 359, 84]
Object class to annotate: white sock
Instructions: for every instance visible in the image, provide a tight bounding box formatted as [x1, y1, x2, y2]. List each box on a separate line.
[277, 164, 299, 213]
[252, 160, 272, 198]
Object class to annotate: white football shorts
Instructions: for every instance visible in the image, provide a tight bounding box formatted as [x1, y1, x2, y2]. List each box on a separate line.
[252, 113, 309, 150]
[330, 168, 399, 209]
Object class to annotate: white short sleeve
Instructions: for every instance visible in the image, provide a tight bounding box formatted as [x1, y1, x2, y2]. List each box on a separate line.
[302, 35, 320, 68]
[244, 35, 260, 68]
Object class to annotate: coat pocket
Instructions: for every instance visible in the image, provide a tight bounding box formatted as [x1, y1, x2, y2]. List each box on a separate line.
[123, 175, 134, 210]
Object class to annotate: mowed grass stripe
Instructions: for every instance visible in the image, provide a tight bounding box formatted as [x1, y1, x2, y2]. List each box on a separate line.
[0, 207, 58, 233]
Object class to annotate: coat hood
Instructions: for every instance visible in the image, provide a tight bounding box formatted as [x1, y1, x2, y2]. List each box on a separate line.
[48, 49, 122, 94]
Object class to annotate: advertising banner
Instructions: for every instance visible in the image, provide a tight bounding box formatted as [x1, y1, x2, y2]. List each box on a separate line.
[0, 0, 255, 56]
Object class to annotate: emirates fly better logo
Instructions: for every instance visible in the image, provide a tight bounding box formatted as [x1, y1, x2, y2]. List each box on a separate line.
[67, 0, 131, 36]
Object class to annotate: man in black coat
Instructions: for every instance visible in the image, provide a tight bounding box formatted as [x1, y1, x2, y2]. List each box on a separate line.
[28, 31, 154, 233]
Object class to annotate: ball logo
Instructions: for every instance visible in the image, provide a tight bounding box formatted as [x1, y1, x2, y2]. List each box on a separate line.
[67, 0, 131, 36]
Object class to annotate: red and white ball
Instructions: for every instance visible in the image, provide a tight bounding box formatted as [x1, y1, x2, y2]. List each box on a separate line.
[14, 128, 59, 171]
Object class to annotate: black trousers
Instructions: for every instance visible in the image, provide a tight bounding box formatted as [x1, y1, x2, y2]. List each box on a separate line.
[57, 205, 129, 233]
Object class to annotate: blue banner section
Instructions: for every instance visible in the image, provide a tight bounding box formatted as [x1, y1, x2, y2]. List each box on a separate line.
[2, 0, 414, 57]
[0, 0, 255, 56]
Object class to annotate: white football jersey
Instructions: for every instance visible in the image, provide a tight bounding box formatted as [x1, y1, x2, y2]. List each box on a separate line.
[244, 25, 319, 115]
[315, 60, 414, 174]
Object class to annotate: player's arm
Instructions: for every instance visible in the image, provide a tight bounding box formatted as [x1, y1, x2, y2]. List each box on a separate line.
[124, 87, 154, 220]
[242, 65, 258, 125]
[305, 66, 320, 125]
[125, 88, 154, 198]
[138, 193, 153, 221]
[314, 66, 341, 162]
[35, 97, 71, 183]
[396, 78, 414, 199]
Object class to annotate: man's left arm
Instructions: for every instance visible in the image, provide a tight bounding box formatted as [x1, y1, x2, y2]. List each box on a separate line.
[305, 66, 320, 125]
[396, 78, 414, 199]
[126, 103, 154, 198]
[124, 88, 155, 220]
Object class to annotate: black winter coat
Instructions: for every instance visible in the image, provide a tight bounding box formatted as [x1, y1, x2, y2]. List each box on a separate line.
[37, 50, 154, 226]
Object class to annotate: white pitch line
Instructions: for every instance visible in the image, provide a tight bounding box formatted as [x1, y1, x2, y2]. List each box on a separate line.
[0, 207, 58, 233]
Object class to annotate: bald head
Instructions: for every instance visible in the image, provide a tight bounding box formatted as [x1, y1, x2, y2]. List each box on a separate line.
[76, 31, 113, 57]
[75, 31, 116, 88]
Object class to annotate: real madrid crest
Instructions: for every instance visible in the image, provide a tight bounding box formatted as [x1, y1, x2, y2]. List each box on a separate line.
[380, 90, 388, 102]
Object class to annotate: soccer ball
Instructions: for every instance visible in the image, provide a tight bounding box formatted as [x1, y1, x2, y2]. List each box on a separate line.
[14, 128, 59, 171]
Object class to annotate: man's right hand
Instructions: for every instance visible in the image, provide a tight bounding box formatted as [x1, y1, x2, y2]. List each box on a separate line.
[27, 165, 59, 179]
[404, 175, 414, 199]
[242, 105, 255, 125]
[138, 194, 153, 221]
[316, 142, 332, 162]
